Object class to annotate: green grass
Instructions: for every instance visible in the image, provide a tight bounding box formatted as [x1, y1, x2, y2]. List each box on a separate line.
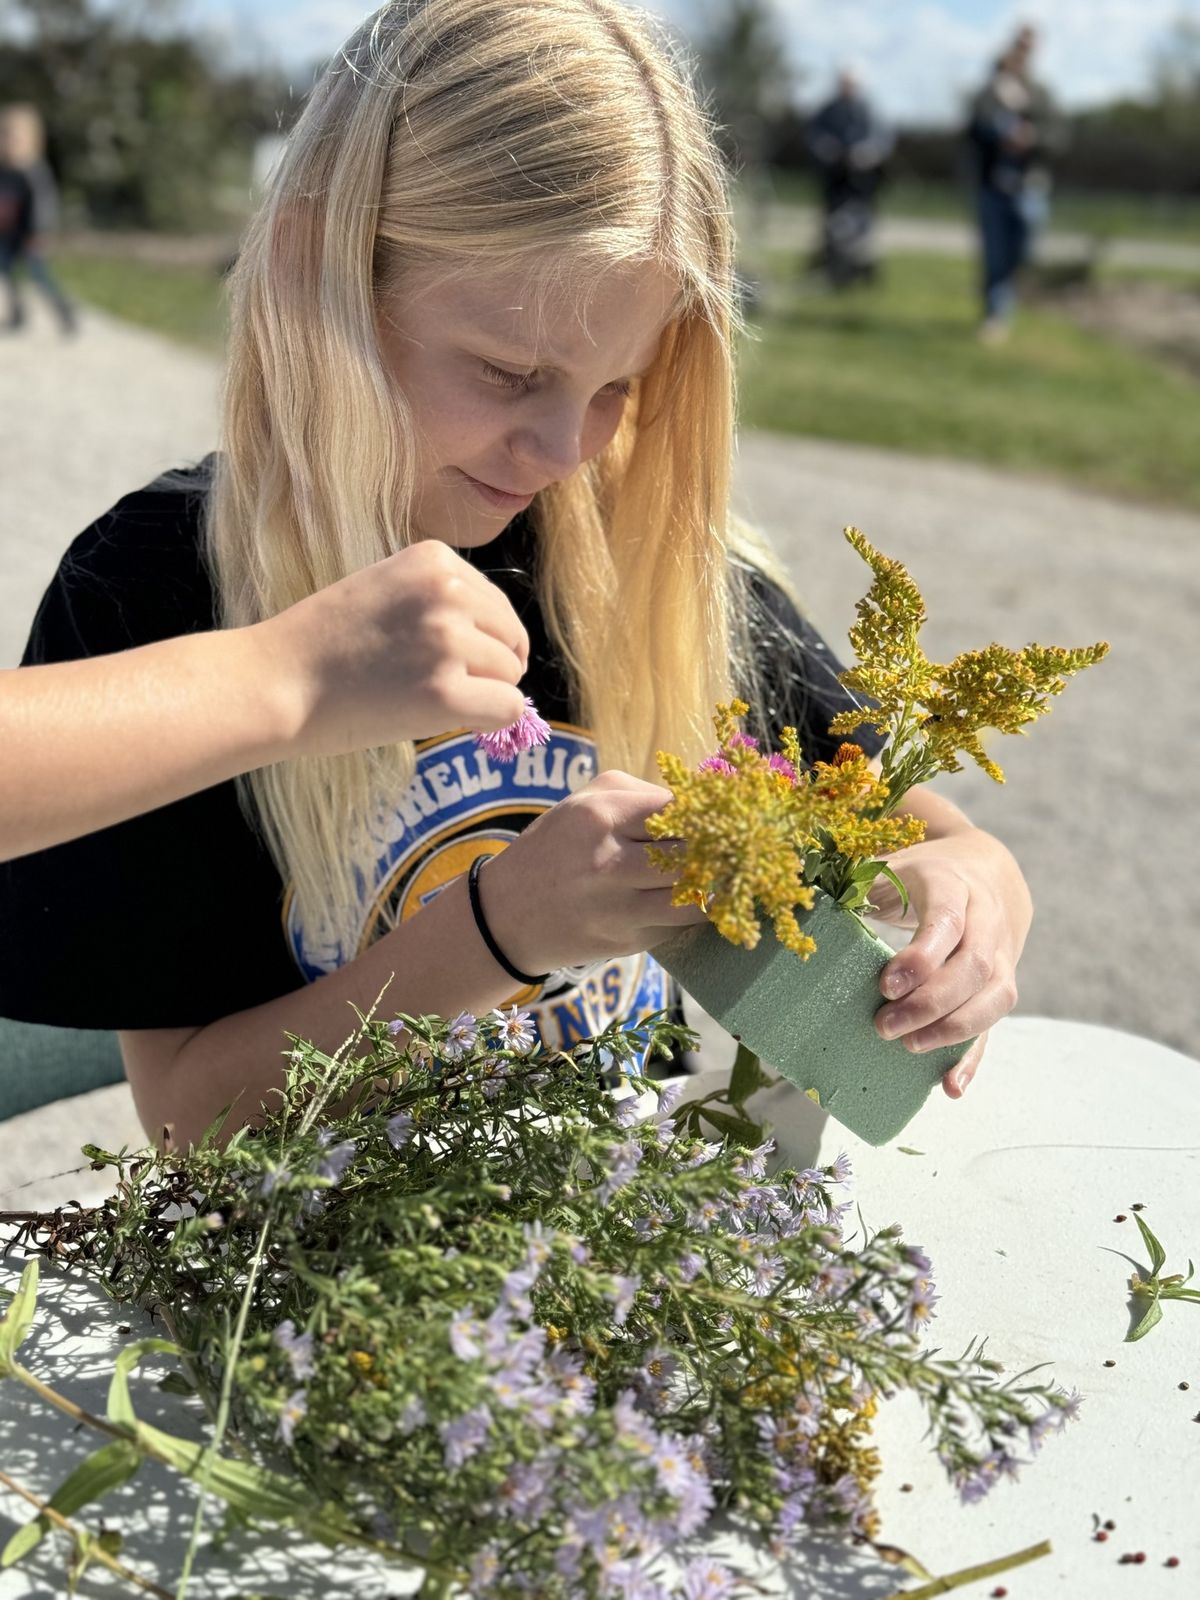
[57, 251, 228, 351]
[739, 252, 1200, 512]
[763, 172, 1200, 243]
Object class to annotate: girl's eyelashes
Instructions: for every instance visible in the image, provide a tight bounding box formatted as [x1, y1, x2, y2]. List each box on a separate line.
[478, 360, 634, 400]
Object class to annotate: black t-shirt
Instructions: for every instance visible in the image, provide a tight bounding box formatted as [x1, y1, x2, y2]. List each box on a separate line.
[0, 460, 880, 1040]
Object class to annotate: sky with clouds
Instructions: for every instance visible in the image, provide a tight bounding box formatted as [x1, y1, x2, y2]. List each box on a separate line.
[178, 0, 1200, 125]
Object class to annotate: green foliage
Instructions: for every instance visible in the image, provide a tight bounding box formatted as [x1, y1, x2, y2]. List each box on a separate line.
[0, 1011, 1078, 1597]
[1125, 1213, 1200, 1342]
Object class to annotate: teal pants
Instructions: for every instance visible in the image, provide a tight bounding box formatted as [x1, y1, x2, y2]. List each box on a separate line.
[0, 1019, 125, 1122]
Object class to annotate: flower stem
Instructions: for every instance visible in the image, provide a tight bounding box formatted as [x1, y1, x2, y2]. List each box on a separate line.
[0, 1467, 175, 1598]
[883, 1537, 1051, 1598]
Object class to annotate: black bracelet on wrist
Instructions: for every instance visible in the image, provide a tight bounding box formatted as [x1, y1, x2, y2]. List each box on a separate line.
[467, 853, 549, 989]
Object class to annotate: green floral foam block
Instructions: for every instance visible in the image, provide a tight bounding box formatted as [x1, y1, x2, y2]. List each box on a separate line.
[654, 890, 971, 1147]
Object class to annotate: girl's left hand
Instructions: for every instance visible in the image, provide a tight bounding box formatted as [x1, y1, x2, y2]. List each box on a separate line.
[867, 829, 1033, 1098]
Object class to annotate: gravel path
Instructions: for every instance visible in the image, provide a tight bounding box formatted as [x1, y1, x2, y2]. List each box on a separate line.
[2, 303, 1196, 1060]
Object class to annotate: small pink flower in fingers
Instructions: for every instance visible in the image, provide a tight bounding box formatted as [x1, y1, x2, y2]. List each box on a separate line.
[475, 697, 551, 763]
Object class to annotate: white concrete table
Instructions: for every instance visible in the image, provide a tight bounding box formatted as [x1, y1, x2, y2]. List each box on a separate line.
[1, 1017, 1197, 1597]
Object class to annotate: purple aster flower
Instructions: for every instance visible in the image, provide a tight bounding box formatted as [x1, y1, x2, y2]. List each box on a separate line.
[501, 1260, 539, 1319]
[449, 1307, 484, 1361]
[443, 1011, 477, 1062]
[599, 1139, 643, 1203]
[272, 1319, 316, 1382]
[492, 1004, 537, 1054]
[277, 1387, 308, 1447]
[522, 1220, 556, 1265]
[828, 1152, 854, 1184]
[398, 1397, 426, 1435]
[766, 752, 797, 782]
[680, 1559, 739, 1600]
[470, 1547, 501, 1590]
[751, 1252, 785, 1297]
[547, 1347, 596, 1417]
[606, 1563, 672, 1600]
[609, 1273, 640, 1329]
[439, 1404, 493, 1468]
[386, 1111, 414, 1150]
[314, 1131, 357, 1186]
[475, 697, 551, 763]
[697, 755, 736, 775]
[386, 1018, 407, 1039]
[677, 1251, 704, 1283]
[656, 1078, 687, 1116]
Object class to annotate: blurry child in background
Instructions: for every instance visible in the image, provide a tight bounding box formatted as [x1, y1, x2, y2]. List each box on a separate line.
[0, 103, 77, 336]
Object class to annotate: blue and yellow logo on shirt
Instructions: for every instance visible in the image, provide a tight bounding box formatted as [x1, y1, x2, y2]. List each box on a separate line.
[284, 723, 670, 1051]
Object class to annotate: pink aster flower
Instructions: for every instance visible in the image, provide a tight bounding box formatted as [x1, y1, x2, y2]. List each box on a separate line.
[696, 755, 736, 776]
[766, 752, 797, 782]
[475, 697, 551, 763]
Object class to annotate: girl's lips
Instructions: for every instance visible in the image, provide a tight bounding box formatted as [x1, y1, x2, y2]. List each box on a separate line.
[459, 471, 537, 512]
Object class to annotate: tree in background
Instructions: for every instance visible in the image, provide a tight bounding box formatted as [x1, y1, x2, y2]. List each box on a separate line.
[693, 0, 797, 174]
[0, 0, 290, 231]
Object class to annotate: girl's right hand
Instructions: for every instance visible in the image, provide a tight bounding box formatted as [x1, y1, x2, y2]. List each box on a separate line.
[254, 540, 530, 758]
[479, 770, 706, 973]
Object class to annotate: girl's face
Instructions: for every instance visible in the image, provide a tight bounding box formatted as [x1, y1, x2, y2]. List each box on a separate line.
[380, 260, 679, 547]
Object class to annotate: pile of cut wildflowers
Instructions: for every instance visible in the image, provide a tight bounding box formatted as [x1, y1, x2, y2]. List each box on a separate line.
[1, 1010, 1077, 1597]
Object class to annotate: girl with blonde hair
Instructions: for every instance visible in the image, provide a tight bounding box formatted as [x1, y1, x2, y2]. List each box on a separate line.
[0, 0, 1031, 1148]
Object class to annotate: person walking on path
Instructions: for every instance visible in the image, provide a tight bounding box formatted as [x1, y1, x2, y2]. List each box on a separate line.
[807, 68, 894, 288]
[0, 104, 77, 337]
[967, 26, 1061, 342]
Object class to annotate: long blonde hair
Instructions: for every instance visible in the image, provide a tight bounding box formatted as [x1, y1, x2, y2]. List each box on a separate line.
[209, 0, 770, 951]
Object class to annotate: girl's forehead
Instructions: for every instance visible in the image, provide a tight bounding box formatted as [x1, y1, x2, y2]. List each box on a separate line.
[395, 259, 683, 362]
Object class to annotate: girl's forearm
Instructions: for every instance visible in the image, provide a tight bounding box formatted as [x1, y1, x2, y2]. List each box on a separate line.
[1, 631, 298, 861]
[119, 873, 520, 1150]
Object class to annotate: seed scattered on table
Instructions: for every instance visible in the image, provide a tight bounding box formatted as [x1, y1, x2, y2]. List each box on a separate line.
[1179, 1381, 1190, 1390]
[1104, 1359, 1117, 1367]
[1114, 1213, 1127, 1222]
[1166, 1556, 1180, 1568]
[900, 1482, 913, 1493]
[991, 1588, 1008, 1598]
[1132, 1202, 1145, 1211]
[1095, 1530, 1109, 1542]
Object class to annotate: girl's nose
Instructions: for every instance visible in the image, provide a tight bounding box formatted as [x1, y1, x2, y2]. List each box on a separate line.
[509, 403, 588, 484]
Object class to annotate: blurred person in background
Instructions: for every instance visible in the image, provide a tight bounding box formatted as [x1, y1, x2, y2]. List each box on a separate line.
[967, 25, 1061, 343]
[807, 67, 894, 288]
[0, 103, 77, 336]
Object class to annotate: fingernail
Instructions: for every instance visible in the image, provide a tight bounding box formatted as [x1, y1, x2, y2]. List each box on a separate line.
[877, 1011, 903, 1039]
[883, 969, 913, 1000]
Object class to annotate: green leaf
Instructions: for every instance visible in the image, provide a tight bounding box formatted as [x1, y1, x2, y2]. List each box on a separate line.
[135, 1419, 360, 1544]
[1127, 1290, 1164, 1342]
[106, 1338, 181, 1429]
[0, 1523, 44, 1568]
[1134, 1213, 1167, 1279]
[158, 1371, 196, 1396]
[876, 863, 911, 915]
[698, 1107, 764, 1149]
[729, 1044, 771, 1106]
[2, 1440, 142, 1567]
[0, 1261, 39, 1374]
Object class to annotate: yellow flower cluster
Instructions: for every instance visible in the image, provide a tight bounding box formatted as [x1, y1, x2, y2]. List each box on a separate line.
[647, 701, 922, 957]
[648, 528, 1107, 960]
[831, 527, 1109, 786]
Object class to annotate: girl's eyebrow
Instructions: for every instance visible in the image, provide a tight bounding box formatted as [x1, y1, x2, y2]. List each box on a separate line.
[472, 337, 657, 385]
